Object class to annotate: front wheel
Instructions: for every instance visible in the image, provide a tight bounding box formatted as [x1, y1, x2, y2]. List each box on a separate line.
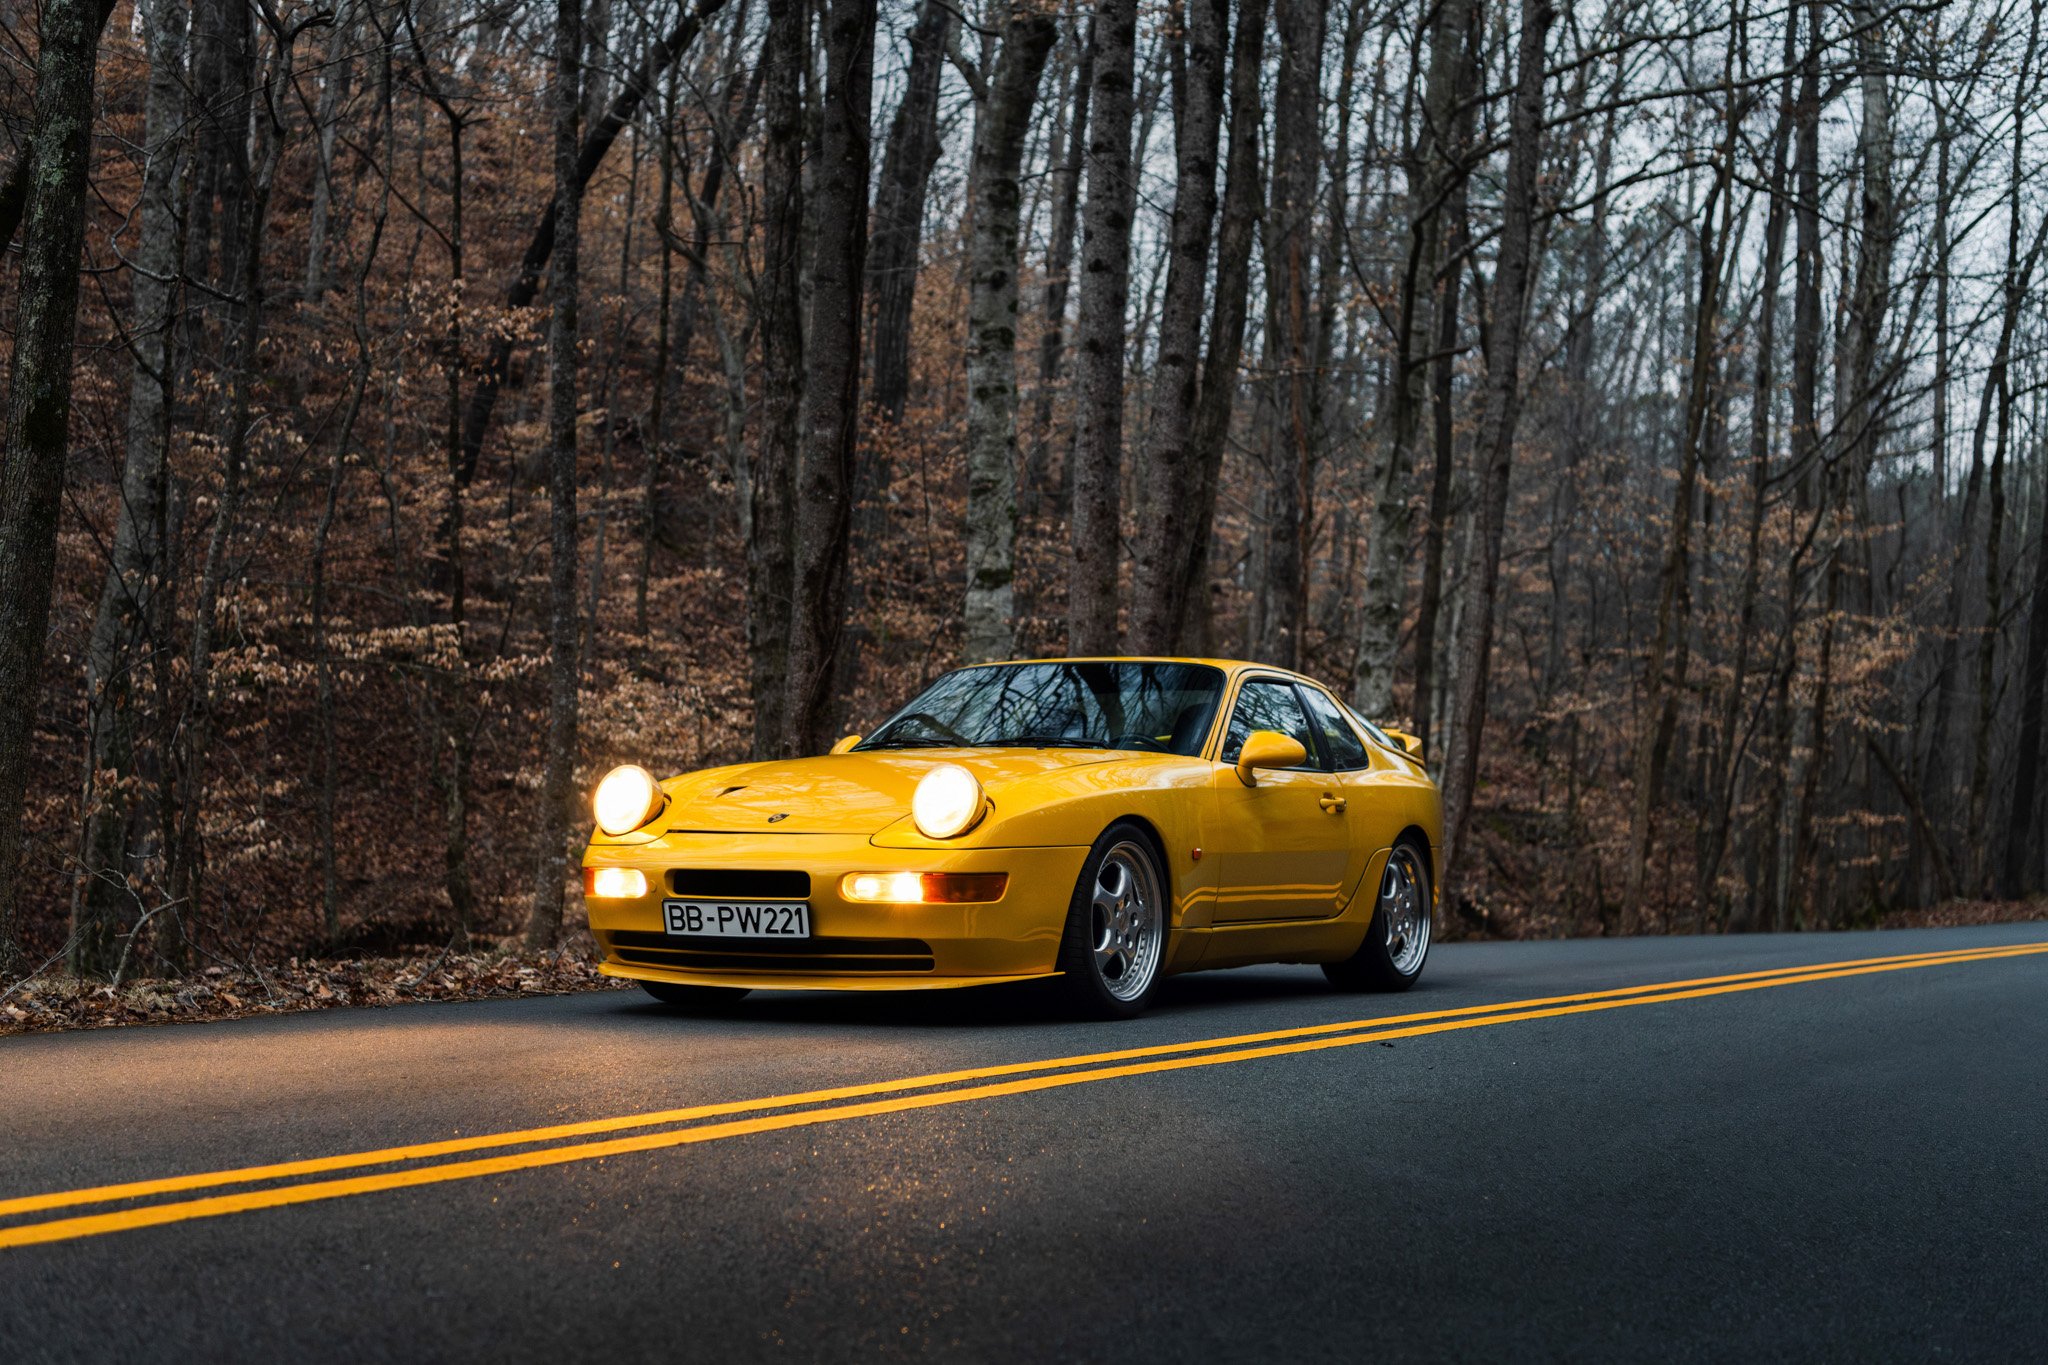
[1053, 822, 1169, 1018]
[641, 981, 750, 1012]
[1323, 840, 1432, 993]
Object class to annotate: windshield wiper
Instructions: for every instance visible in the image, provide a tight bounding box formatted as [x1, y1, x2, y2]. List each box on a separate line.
[1005, 735, 1112, 748]
[860, 736, 962, 749]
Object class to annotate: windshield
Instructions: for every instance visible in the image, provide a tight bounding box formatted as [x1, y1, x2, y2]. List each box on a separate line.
[859, 662, 1226, 756]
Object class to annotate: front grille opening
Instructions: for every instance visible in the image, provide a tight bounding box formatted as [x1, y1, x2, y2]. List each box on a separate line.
[665, 869, 811, 899]
[606, 928, 934, 974]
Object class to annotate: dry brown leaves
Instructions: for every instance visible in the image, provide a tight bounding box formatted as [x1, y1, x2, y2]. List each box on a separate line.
[0, 937, 632, 1037]
[1875, 897, 2048, 930]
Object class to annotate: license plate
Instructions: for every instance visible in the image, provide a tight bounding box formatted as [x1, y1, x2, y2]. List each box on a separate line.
[662, 900, 811, 938]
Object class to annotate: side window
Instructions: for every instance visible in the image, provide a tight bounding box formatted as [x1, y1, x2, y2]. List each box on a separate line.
[1299, 686, 1371, 771]
[1218, 680, 1318, 767]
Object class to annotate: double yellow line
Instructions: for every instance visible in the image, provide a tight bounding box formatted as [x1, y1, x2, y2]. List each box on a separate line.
[3, 939, 2042, 1251]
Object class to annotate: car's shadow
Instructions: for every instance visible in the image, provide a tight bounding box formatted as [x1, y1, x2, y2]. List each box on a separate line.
[611, 966, 1394, 1032]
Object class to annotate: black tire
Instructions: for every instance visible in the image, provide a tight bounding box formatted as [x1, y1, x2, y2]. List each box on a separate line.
[1323, 838, 1433, 993]
[640, 981, 751, 1011]
[1053, 821, 1171, 1019]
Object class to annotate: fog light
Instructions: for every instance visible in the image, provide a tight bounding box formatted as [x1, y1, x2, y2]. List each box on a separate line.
[840, 872, 1007, 904]
[584, 867, 648, 899]
[843, 872, 924, 903]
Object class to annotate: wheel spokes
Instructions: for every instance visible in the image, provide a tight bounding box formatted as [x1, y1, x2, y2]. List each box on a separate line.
[1089, 844, 1161, 1000]
[1377, 850, 1429, 975]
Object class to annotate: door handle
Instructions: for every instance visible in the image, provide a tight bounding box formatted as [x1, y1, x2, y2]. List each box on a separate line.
[1319, 792, 1347, 814]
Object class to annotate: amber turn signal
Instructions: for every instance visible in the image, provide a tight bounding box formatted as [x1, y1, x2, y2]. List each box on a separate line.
[583, 867, 648, 899]
[840, 872, 1008, 905]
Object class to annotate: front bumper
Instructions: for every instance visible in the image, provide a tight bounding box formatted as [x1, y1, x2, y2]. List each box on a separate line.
[583, 832, 1091, 990]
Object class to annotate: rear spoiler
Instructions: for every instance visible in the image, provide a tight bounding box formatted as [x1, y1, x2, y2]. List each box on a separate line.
[1380, 728, 1425, 760]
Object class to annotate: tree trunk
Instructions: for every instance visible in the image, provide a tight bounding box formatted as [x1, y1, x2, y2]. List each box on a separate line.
[2004, 442, 2048, 896]
[1128, 0, 1225, 655]
[1438, 0, 1555, 896]
[302, 0, 353, 297]
[865, 0, 953, 425]
[0, 0, 106, 972]
[312, 93, 395, 938]
[638, 65, 682, 643]
[1067, 0, 1139, 654]
[638, 41, 763, 638]
[1699, 28, 1795, 926]
[1353, 0, 1469, 716]
[1770, 0, 1824, 931]
[526, 0, 586, 949]
[1410, 7, 1480, 755]
[782, 0, 877, 756]
[1173, 0, 1268, 655]
[72, 0, 190, 976]
[1025, 13, 1094, 515]
[749, 0, 805, 759]
[164, 32, 287, 963]
[0, 0, 117, 259]
[1255, 0, 1328, 670]
[1971, 355, 2013, 889]
[1622, 123, 1734, 931]
[961, 7, 1060, 664]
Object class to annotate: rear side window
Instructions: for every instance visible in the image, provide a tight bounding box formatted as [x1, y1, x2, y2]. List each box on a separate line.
[1219, 680, 1317, 767]
[1299, 686, 1371, 771]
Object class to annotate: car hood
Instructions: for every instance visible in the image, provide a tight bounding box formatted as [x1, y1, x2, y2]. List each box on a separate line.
[657, 749, 1119, 835]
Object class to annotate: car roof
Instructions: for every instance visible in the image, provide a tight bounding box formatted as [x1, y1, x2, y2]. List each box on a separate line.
[968, 656, 1334, 689]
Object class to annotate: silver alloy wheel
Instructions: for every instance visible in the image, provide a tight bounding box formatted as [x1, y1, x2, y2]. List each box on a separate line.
[1090, 840, 1164, 1002]
[1379, 845, 1431, 976]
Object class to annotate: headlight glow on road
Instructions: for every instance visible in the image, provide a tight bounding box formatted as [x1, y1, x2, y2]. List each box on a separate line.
[592, 765, 664, 835]
[912, 764, 984, 839]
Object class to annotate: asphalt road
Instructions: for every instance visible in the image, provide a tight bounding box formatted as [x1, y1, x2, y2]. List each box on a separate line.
[3, 922, 2046, 1363]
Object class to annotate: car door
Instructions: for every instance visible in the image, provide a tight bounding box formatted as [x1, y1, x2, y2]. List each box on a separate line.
[1295, 683, 1393, 904]
[1207, 678, 1355, 923]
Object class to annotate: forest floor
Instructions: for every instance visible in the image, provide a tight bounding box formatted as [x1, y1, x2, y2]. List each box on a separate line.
[0, 937, 630, 1037]
[2, 898, 2043, 1037]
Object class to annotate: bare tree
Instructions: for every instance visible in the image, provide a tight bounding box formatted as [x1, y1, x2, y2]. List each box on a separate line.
[962, 3, 1061, 664]
[1255, 0, 1327, 670]
[1068, 0, 1140, 654]
[73, 0, 191, 975]
[783, 0, 879, 756]
[0, 0, 107, 971]
[1439, 0, 1556, 892]
[749, 0, 806, 759]
[454, 0, 732, 489]
[1352, 0, 1469, 715]
[526, 0, 588, 949]
[1129, 0, 1227, 655]
[867, 0, 955, 425]
[1026, 12, 1094, 511]
[1175, 0, 1269, 655]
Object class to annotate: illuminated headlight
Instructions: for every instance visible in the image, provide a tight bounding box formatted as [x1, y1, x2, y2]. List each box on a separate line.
[912, 764, 984, 839]
[592, 764, 664, 835]
[584, 867, 648, 899]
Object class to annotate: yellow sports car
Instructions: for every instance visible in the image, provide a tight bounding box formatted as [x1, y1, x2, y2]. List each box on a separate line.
[582, 658, 1441, 1017]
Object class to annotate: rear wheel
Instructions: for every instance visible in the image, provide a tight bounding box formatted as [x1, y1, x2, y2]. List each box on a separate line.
[640, 981, 750, 1012]
[1053, 822, 1168, 1018]
[1323, 839, 1432, 993]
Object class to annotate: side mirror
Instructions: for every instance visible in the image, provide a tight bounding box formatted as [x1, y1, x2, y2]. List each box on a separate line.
[830, 735, 863, 755]
[1235, 730, 1308, 786]
[1381, 728, 1424, 759]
